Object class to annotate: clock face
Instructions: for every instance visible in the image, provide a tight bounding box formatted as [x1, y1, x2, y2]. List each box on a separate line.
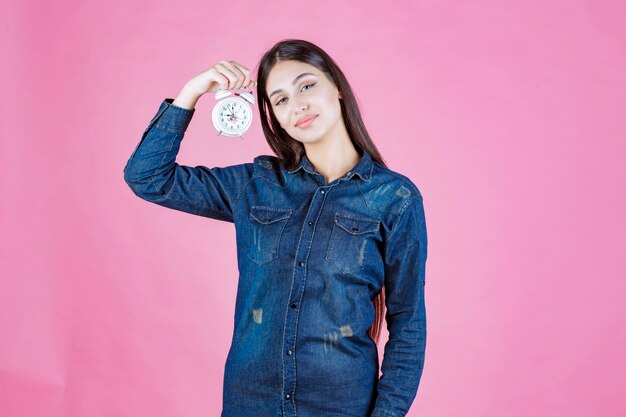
[212, 97, 253, 137]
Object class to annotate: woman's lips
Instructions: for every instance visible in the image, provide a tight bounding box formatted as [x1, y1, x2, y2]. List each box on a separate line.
[296, 115, 318, 128]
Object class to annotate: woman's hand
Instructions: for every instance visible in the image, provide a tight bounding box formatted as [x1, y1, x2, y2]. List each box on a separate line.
[185, 60, 257, 96]
[173, 60, 257, 110]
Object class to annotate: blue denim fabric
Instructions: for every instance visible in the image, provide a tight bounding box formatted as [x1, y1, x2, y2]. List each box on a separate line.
[123, 98, 428, 417]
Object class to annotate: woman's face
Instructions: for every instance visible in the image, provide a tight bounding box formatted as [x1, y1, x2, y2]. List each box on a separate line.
[265, 60, 343, 145]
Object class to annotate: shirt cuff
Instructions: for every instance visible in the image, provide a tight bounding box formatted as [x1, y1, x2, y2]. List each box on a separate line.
[152, 98, 195, 134]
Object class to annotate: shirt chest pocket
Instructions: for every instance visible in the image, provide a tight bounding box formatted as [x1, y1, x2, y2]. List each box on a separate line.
[325, 211, 381, 274]
[246, 205, 292, 266]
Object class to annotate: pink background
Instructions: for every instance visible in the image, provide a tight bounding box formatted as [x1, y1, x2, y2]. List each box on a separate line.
[1, 1, 625, 416]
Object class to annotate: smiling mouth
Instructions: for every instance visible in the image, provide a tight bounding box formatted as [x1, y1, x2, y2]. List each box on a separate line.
[296, 115, 318, 128]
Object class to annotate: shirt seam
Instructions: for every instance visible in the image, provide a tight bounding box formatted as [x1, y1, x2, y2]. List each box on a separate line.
[387, 194, 421, 242]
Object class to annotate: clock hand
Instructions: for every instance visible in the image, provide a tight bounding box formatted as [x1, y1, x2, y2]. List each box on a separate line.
[230, 105, 241, 120]
[226, 104, 236, 118]
[226, 104, 240, 122]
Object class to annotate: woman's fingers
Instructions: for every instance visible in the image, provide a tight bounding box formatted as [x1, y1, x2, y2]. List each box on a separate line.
[214, 61, 239, 90]
[227, 61, 249, 89]
[230, 61, 256, 88]
[220, 60, 255, 89]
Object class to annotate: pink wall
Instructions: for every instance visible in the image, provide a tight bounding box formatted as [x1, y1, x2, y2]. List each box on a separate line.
[1, 1, 624, 416]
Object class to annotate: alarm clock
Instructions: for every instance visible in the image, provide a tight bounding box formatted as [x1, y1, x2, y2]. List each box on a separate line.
[211, 88, 255, 139]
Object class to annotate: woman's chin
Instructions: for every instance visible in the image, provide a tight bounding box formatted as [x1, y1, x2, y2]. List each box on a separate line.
[297, 135, 326, 145]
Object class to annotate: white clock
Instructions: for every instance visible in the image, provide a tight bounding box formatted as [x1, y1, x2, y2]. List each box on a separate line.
[211, 88, 255, 139]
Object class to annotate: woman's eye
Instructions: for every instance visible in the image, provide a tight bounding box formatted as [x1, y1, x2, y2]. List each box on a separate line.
[275, 83, 316, 106]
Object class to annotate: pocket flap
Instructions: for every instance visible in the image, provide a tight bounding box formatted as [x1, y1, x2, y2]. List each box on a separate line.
[250, 206, 292, 224]
[334, 212, 380, 235]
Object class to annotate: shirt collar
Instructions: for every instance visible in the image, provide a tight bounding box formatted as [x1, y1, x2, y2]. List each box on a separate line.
[287, 149, 373, 182]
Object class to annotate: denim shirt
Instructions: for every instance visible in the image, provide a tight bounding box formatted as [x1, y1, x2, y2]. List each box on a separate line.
[123, 98, 428, 417]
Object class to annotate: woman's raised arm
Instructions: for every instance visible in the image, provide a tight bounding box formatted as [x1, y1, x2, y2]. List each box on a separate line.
[123, 61, 257, 223]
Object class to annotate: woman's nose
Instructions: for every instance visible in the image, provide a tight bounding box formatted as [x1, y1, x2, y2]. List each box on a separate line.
[292, 97, 308, 112]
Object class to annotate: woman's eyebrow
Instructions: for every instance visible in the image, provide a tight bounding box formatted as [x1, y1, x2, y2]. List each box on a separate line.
[269, 72, 316, 98]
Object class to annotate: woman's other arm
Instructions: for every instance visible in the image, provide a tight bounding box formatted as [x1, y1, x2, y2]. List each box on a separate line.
[370, 193, 428, 417]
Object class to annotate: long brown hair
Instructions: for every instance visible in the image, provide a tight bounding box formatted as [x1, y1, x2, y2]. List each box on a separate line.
[254, 38, 389, 345]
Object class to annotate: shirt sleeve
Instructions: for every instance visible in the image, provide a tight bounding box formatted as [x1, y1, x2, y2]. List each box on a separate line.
[123, 98, 254, 223]
[370, 194, 428, 417]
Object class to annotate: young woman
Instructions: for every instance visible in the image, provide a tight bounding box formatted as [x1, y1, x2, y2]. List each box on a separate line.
[123, 39, 428, 417]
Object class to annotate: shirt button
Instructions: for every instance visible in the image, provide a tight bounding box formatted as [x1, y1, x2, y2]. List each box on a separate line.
[347, 171, 351, 175]
[298, 261, 304, 267]
[290, 303, 297, 309]
[320, 189, 325, 194]
[285, 394, 291, 399]
[287, 350, 293, 355]
[308, 221, 314, 226]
